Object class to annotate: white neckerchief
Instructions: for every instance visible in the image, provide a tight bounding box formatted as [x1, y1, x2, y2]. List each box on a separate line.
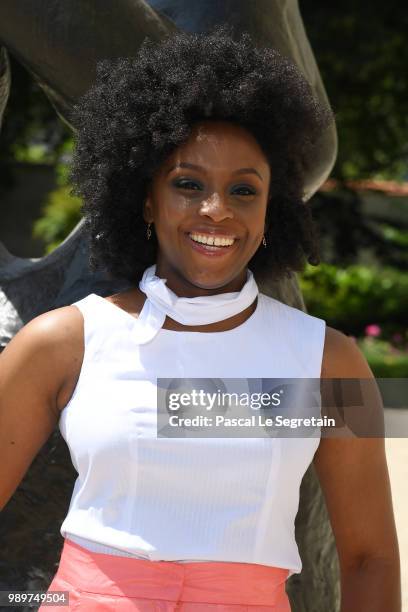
[131, 264, 259, 344]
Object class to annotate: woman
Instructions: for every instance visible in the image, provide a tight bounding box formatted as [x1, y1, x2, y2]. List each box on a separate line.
[0, 26, 400, 611]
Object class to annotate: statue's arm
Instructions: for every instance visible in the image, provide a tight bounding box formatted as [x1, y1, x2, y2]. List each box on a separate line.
[314, 328, 401, 611]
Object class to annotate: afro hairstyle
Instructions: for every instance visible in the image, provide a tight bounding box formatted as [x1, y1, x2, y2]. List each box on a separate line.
[69, 24, 334, 284]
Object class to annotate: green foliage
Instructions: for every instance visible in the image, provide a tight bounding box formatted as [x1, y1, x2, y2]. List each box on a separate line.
[0, 55, 70, 166]
[301, 1, 408, 181]
[299, 263, 408, 336]
[31, 140, 82, 254]
[301, 261, 408, 377]
[32, 184, 82, 253]
[11, 143, 52, 164]
[380, 223, 408, 248]
[358, 337, 408, 378]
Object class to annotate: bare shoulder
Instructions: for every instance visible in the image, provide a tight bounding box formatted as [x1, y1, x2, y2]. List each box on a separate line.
[321, 325, 374, 378]
[45, 306, 85, 388]
[312, 327, 398, 572]
[44, 305, 87, 413]
[24, 289, 146, 413]
[1, 303, 84, 362]
[28, 303, 84, 353]
[17, 290, 144, 412]
[0, 304, 85, 416]
[0, 304, 87, 510]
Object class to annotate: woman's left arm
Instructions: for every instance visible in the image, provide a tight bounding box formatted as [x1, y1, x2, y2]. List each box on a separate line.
[313, 327, 401, 612]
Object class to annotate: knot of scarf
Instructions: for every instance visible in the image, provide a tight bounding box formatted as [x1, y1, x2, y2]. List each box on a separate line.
[131, 264, 259, 344]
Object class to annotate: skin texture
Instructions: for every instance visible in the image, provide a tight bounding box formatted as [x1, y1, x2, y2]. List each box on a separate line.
[0, 121, 401, 609]
[317, 330, 401, 611]
[143, 120, 271, 297]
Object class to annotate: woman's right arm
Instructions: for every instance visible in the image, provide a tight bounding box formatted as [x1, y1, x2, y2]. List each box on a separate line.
[0, 306, 82, 511]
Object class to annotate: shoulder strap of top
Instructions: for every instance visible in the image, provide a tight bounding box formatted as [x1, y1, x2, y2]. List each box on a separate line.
[70, 292, 134, 352]
[71, 293, 98, 314]
[71, 294, 100, 332]
[259, 293, 326, 378]
[70, 294, 114, 365]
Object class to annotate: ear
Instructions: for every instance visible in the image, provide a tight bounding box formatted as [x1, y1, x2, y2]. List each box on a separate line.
[143, 195, 154, 224]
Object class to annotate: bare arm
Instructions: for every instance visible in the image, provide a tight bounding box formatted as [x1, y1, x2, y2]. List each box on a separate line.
[314, 327, 401, 612]
[0, 306, 82, 511]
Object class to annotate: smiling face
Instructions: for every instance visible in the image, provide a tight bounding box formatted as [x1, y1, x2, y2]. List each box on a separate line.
[143, 120, 271, 297]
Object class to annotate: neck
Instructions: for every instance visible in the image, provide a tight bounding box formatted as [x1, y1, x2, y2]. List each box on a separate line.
[154, 261, 248, 298]
[137, 261, 259, 339]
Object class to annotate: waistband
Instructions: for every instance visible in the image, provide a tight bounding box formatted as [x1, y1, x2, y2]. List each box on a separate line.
[57, 538, 290, 606]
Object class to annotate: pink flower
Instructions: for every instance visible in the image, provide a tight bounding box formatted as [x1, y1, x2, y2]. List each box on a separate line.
[365, 324, 381, 337]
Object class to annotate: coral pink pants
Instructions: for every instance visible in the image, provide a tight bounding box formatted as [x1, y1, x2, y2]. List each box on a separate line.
[40, 538, 291, 611]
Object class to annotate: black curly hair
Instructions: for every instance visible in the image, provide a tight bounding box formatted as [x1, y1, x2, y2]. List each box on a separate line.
[69, 24, 334, 285]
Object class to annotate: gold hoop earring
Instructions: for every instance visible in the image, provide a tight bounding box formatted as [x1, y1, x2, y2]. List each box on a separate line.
[262, 235, 267, 248]
[146, 222, 152, 240]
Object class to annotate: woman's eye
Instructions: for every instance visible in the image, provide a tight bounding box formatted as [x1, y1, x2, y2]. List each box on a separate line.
[174, 179, 202, 191]
[173, 179, 256, 197]
[232, 185, 256, 196]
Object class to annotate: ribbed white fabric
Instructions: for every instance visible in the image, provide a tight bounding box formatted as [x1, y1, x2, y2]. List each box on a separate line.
[59, 287, 326, 577]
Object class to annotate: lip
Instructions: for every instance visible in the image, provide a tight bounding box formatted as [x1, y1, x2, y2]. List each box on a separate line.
[184, 232, 239, 257]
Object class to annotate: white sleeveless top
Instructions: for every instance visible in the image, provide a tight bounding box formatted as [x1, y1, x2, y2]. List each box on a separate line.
[59, 290, 326, 578]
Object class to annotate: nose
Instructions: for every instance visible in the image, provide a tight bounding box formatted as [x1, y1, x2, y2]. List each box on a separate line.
[198, 192, 234, 222]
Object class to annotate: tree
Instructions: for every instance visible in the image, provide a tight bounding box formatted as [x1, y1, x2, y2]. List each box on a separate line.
[300, 0, 408, 181]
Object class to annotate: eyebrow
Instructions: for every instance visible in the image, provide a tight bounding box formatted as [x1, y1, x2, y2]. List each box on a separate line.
[166, 162, 264, 182]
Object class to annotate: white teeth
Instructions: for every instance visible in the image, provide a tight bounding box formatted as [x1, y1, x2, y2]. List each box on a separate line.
[189, 233, 235, 247]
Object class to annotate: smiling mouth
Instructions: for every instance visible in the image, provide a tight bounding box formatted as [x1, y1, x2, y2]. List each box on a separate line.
[188, 232, 236, 247]
[186, 232, 239, 255]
